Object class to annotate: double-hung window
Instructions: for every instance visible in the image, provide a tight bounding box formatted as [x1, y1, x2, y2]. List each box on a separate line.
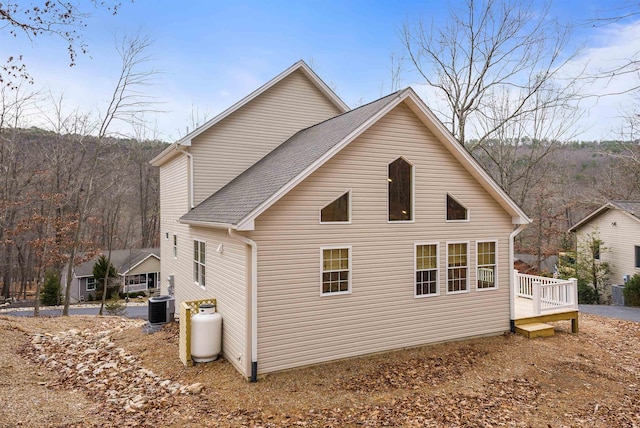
[477, 241, 497, 290]
[193, 240, 206, 287]
[173, 234, 178, 258]
[415, 243, 438, 297]
[321, 247, 351, 295]
[447, 242, 468, 293]
[636, 246, 640, 269]
[86, 277, 96, 291]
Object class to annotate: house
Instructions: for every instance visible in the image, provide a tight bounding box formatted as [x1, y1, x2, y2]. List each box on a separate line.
[62, 248, 160, 303]
[151, 61, 532, 381]
[569, 201, 640, 289]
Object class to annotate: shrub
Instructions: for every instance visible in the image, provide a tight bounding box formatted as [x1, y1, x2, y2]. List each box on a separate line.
[623, 274, 640, 307]
[104, 291, 126, 316]
[578, 279, 598, 304]
[40, 271, 61, 306]
[87, 293, 95, 302]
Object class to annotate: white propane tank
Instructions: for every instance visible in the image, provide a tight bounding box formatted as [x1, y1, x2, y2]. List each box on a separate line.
[190, 304, 222, 363]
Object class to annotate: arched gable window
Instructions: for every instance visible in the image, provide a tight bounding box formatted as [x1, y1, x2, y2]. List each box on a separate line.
[388, 157, 413, 221]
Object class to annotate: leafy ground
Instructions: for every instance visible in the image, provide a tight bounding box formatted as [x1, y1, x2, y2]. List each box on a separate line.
[1, 313, 639, 427]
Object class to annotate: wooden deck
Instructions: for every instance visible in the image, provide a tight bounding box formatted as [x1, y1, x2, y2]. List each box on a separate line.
[514, 296, 579, 334]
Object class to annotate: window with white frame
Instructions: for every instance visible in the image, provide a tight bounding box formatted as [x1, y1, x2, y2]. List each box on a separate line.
[446, 194, 468, 221]
[193, 240, 206, 287]
[320, 191, 350, 223]
[477, 241, 497, 290]
[321, 247, 351, 294]
[415, 243, 438, 296]
[173, 234, 178, 258]
[636, 246, 640, 269]
[86, 277, 96, 291]
[447, 242, 468, 293]
[388, 157, 413, 221]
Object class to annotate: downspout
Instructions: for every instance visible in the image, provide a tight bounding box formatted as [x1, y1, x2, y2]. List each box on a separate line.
[175, 146, 195, 209]
[509, 224, 527, 332]
[228, 229, 258, 382]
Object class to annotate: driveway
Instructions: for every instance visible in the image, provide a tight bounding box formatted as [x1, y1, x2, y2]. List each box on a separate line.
[579, 304, 640, 322]
[0, 303, 148, 320]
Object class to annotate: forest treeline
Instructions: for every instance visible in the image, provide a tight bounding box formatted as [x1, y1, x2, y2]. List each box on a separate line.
[2, 122, 639, 300]
[0, 126, 167, 299]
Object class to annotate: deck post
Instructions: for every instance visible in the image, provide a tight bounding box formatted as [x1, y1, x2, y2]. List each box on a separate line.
[570, 278, 578, 308]
[532, 282, 541, 315]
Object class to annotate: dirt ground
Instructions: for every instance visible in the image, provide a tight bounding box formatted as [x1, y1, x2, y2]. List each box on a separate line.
[1, 313, 639, 427]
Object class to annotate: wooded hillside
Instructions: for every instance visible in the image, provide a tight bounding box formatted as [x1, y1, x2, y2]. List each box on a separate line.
[0, 127, 167, 299]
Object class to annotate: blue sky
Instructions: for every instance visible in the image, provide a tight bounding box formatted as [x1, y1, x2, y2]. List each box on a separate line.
[3, 0, 639, 141]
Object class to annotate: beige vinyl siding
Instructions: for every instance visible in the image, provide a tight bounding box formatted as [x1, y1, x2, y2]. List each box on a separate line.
[126, 256, 160, 276]
[576, 209, 640, 286]
[250, 102, 513, 374]
[159, 154, 189, 296]
[190, 69, 344, 204]
[159, 155, 249, 376]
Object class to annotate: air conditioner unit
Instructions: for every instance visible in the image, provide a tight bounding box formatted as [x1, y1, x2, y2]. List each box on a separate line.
[623, 274, 631, 284]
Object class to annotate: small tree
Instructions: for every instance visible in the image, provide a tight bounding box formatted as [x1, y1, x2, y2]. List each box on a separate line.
[575, 229, 610, 304]
[93, 255, 118, 303]
[40, 271, 60, 306]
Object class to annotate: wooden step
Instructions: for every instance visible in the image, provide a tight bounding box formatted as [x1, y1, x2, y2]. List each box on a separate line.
[515, 322, 555, 338]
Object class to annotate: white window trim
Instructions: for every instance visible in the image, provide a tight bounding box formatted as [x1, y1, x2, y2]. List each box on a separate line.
[319, 189, 352, 224]
[387, 156, 415, 224]
[319, 245, 352, 296]
[193, 238, 206, 289]
[86, 277, 96, 292]
[173, 234, 178, 259]
[476, 239, 498, 291]
[445, 193, 470, 223]
[446, 241, 470, 295]
[414, 242, 439, 298]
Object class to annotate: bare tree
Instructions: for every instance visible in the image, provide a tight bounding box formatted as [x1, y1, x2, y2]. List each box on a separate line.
[401, 0, 583, 147]
[61, 32, 159, 315]
[0, 1, 126, 87]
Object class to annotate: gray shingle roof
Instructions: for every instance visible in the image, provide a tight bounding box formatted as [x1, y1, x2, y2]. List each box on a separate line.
[181, 90, 403, 226]
[73, 248, 160, 277]
[610, 201, 640, 219]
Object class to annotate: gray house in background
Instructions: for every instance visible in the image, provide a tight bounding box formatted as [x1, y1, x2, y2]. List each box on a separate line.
[570, 201, 640, 303]
[62, 248, 160, 303]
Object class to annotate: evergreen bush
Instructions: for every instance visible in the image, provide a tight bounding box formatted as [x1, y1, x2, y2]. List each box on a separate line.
[40, 271, 61, 306]
[623, 274, 640, 307]
[578, 279, 598, 304]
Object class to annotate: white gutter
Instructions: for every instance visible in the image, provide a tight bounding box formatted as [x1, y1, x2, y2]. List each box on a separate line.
[228, 229, 258, 382]
[175, 146, 195, 209]
[509, 224, 527, 327]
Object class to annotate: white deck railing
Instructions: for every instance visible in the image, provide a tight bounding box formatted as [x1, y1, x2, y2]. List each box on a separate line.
[515, 270, 578, 315]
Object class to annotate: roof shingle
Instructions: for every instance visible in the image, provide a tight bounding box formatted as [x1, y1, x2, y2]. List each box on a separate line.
[181, 91, 402, 226]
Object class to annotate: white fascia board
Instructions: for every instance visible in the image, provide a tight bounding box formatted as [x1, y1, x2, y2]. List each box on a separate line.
[174, 61, 349, 149]
[150, 142, 183, 167]
[180, 219, 238, 230]
[121, 253, 159, 276]
[568, 203, 612, 232]
[619, 209, 640, 225]
[236, 91, 406, 230]
[403, 90, 531, 225]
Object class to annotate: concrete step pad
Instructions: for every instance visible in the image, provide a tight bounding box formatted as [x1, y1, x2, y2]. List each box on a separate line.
[515, 322, 555, 338]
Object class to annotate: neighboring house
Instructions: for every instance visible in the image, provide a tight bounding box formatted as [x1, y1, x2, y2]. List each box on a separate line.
[151, 61, 531, 381]
[569, 201, 640, 288]
[62, 248, 160, 303]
